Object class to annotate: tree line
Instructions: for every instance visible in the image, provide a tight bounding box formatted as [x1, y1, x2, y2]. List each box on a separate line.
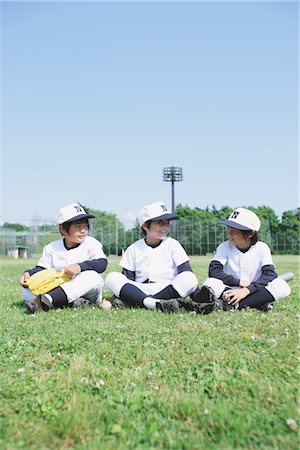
[3, 204, 299, 256]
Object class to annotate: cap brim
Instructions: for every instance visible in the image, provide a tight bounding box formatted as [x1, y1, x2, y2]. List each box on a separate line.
[63, 213, 95, 224]
[151, 213, 179, 222]
[219, 220, 252, 231]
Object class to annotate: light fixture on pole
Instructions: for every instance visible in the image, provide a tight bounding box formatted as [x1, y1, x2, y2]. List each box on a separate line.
[162, 166, 183, 237]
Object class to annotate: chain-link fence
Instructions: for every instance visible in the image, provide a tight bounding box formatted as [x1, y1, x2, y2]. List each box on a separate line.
[0, 218, 299, 258]
[0, 228, 61, 259]
[175, 219, 273, 255]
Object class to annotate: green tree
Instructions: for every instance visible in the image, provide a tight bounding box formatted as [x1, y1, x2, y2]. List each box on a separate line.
[273, 208, 300, 254]
[3, 222, 30, 231]
[280, 208, 300, 233]
[86, 207, 125, 256]
[250, 206, 279, 232]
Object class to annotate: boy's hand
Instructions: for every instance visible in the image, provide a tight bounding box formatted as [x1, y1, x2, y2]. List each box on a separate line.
[20, 271, 30, 287]
[64, 264, 81, 278]
[225, 287, 250, 305]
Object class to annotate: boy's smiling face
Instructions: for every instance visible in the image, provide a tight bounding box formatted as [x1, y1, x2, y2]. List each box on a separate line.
[60, 219, 89, 247]
[143, 220, 171, 244]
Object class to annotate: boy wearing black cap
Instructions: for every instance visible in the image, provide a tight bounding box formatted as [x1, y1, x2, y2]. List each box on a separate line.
[20, 202, 107, 313]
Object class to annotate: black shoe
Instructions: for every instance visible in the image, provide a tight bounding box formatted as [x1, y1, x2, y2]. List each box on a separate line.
[178, 298, 199, 312]
[191, 285, 219, 305]
[156, 299, 179, 313]
[25, 295, 53, 314]
[222, 300, 237, 311]
[189, 285, 221, 314]
[25, 297, 43, 314]
[72, 297, 91, 308]
[178, 298, 216, 315]
[256, 302, 273, 312]
[112, 298, 126, 308]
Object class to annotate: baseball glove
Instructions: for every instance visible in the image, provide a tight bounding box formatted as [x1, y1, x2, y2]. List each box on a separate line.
[26, 269, 71, 295]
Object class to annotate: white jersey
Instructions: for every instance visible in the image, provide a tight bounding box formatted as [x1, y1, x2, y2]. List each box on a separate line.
[37, 236, 106, 271]
[120, 237, 189, 283]
[213, 240, 274, 283]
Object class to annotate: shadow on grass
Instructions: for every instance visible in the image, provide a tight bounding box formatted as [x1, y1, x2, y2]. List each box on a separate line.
[11, 300, 26, 310]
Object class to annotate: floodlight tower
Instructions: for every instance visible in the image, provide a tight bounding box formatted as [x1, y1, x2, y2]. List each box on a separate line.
[162, 166, 183, 237]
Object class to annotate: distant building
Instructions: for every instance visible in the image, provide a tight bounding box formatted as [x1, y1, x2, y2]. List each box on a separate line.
[7, 245, 30, 259]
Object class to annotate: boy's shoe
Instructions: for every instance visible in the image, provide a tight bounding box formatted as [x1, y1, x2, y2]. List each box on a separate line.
[156, 299, 179, 313]
[178, 298, 216, 315]
[25, 294, 54, 314]
[25, 297, 43, 314]
[183, 285, 221, 314]
[221, 299, 239, 311]
[178, 298, 203, 313]
[256, 302, 273, 312]
[191, 285, 220, 305]
[112, 298, 126, 308]
[72, 297, 91, 308]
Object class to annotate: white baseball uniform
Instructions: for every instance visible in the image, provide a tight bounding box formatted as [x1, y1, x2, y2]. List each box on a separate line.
[22, 236, 107, 304]
[105, 236, 198, 298]
[203, 240, 291, 301]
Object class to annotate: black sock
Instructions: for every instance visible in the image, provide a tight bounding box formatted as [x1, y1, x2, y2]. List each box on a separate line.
[47, 286, 68, 308]
[238, 288, 274, 310]
[152, 285, 179, 299]
[190, 287, 201, 300]
[119, 284, 147, 308]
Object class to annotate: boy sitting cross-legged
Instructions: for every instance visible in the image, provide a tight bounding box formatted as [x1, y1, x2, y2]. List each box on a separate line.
[105, 201, 200, 313]
[20, 203, 107, 313]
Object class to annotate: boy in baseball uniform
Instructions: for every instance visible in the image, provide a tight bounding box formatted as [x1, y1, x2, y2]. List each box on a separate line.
[20, 202, 107, 313]
[202, 207, 291, 311]
[105, 201, 199, 312]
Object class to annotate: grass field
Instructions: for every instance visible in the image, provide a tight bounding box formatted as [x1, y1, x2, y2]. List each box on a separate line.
[0, 255, 299, 450]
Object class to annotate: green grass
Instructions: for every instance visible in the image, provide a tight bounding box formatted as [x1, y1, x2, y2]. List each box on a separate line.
[0, 255, 299, 450]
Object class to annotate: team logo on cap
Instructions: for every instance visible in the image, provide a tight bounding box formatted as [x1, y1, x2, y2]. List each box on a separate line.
[161, 204, 168, 212]
[74, 205, 83, 213]
[230, 211, 240, 219]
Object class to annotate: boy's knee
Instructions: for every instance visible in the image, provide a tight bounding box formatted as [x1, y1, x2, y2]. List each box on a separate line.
[266, 277, 292, 301]
[105, 272, 127, 296]
[83, 270, 100, 284]
[173, 271, 198, 297]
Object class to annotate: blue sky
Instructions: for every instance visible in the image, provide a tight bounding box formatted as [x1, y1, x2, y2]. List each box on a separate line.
[1, 0, 298, 228]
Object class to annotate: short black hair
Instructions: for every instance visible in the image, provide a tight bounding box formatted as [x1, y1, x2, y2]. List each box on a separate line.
[60, 218, 90, 235]
[141, 220, 153, 236]
[241, 229, 258, 245]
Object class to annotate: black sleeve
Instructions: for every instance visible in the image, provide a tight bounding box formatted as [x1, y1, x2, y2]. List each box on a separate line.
[79, 258, 108, 274]
[177, 261, 193, 274]
[247, 264, 277, 294]
[208, 260, 240, 286]
[26, 266, 46, 276]
[122, 268, 136, 281]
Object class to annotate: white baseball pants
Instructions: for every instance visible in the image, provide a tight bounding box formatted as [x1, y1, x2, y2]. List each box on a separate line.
[203, 277, 291, 301]
[105, 271, 198, 299]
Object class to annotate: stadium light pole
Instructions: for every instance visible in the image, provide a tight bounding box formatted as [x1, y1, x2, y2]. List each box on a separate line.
[163, 166, 183, 238]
